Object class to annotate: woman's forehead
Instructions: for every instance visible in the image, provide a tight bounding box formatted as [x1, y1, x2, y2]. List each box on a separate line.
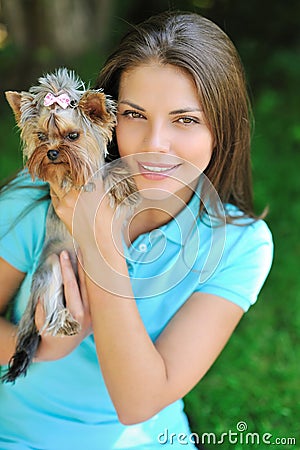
[118, 63, 200, 104]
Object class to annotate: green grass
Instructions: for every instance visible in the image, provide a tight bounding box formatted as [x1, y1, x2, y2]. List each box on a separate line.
[0, 108, 23, 182]
[1, 47, 299, 449]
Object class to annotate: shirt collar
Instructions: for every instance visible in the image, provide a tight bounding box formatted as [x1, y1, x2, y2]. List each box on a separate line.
[159, 185, 201, 246]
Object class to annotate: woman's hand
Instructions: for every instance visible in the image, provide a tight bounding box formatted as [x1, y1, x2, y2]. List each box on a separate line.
[50, 186, 79, 235]
[34, 251, 92, 362]
[50, 179, 127, 288]
[50, 179, 124, 245]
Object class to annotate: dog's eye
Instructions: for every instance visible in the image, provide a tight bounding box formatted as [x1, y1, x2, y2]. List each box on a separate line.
[37, 132, 47, 141]
[67, 132, 80, 141]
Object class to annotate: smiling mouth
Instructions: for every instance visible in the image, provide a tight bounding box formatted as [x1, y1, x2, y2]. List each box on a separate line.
[137, 162, 182, 179]
[139, 162, 181, 172]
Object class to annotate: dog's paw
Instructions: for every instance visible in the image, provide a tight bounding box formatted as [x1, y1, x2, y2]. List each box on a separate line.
[44, 308, 81, 336]
[83, 181, 96, 192]
[104, 162, 140, 210]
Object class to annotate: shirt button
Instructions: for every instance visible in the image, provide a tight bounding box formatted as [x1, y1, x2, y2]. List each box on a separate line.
[138, 243, 147, 252]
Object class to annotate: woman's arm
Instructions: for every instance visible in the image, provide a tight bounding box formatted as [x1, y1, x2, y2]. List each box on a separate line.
[53, 185, 244, 425]
[0, 257, 25, 365]
[87, 246, 243, 425]
[62, 243, 243, 425]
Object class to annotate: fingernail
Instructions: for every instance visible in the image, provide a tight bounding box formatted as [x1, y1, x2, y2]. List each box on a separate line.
[61, 250, 69, 260]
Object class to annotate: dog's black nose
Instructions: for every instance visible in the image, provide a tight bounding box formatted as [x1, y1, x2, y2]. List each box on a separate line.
[47, 149, 59, 161]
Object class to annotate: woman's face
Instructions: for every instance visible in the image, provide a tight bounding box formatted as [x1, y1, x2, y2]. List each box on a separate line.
[116, 63, 213, 200]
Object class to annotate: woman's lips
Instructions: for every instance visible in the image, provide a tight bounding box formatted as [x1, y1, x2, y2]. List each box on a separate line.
[137, 161, 182, 180]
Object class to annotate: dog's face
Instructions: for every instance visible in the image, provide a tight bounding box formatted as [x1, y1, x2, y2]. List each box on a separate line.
[6, 69, 116, 190]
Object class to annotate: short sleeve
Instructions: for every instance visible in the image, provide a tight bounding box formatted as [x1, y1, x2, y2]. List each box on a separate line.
[0, 171, 50, 273]
[195, 219, 273, 312]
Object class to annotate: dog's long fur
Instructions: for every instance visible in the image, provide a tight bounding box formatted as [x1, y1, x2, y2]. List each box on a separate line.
[2, 68, 139, 383]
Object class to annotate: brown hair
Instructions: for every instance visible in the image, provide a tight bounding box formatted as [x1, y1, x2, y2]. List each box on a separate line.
[96, 11, 265, 221]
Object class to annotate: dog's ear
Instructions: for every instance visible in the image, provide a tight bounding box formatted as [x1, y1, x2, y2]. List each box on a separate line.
[5, 91, 22, 123]
[5, 91, 37, 126]
[78, 91, 115, 125]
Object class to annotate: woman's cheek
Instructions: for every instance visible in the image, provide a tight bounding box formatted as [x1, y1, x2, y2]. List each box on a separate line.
[116, 124, 132, 158]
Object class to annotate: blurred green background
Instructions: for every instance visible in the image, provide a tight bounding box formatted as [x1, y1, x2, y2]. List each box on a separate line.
[0, 0, 299, 448]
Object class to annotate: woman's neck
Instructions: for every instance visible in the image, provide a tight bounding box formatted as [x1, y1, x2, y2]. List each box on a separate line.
[124, 183, 195, 245]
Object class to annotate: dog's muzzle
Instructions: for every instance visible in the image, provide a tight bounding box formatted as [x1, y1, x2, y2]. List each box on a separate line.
[47, 149, 60, 161]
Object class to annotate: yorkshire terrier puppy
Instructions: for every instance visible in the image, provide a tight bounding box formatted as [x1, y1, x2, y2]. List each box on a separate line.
[2, 68, 138, 383]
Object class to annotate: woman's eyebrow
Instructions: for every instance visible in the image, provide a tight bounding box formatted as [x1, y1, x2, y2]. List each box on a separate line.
[118, 101, 202, 115]
[169, 108, 203, 115]
[118, 100, 146, 112]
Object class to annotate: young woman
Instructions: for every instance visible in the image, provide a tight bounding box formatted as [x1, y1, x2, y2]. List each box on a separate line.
[0, 11, 273, 450]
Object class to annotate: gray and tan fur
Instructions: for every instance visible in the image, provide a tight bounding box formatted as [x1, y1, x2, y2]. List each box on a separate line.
[2, 68, 139, 383]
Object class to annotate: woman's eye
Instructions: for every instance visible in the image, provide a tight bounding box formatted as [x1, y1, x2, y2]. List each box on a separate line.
[67, 132, 80, 140]
[37, 132, 47, 141]
[177, 117, 199, 125]
[121, 110, 145, 119]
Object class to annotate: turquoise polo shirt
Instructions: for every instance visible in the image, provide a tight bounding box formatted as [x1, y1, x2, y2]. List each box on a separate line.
[0, 171, 273, 449]
[124, 185, 273, 344]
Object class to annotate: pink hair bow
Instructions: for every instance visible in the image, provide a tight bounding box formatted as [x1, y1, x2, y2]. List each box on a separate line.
[44, 92, 71, 109]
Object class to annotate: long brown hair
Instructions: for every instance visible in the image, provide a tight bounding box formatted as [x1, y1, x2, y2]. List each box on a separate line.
[96, 11, 265, 221]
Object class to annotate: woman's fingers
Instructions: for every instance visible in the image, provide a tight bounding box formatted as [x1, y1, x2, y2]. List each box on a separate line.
[59, 251, 85, 322]
[77, 250, 89, 311]
[33, 251, 92, 362]
[50, 188, 80, 233]
[35, 300, 46, 332]
[49, 186, 65, 209]
[35, 252, 84, 332]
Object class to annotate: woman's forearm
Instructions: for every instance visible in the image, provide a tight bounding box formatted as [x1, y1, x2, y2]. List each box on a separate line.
[83, 240, 168, 425]
[0, 259, 26, 365]
[87, 278, 168, 424]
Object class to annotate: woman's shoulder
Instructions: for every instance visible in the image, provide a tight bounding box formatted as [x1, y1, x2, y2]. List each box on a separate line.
[0, 170, 50, 226]
[0, 170, 50, 271]
[2, 167, 50, 211]
[219, 205, 274, 285]
[1, 169, 49, 198]
[195, 205, 273, 311]
[224, 204, 273, 246]
[0, 170, 50, 218]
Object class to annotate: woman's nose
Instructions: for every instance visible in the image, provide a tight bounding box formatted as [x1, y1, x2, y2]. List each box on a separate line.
[142, 123, 170, 153]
